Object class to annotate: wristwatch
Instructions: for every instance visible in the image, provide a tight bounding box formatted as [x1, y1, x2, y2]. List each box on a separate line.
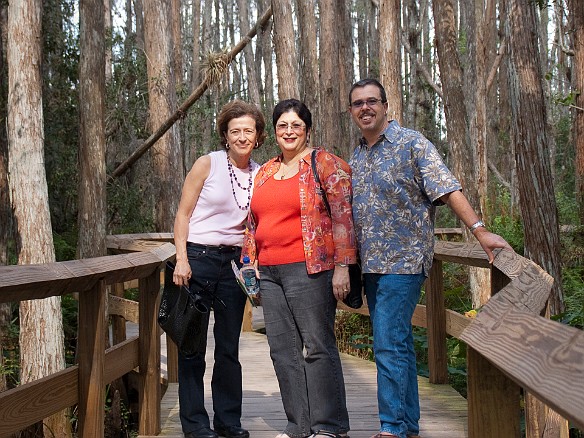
[469, 220, 486, 232]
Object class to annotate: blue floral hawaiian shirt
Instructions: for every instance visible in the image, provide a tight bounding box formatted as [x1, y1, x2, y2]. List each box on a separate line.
[349, 120, 461, 275]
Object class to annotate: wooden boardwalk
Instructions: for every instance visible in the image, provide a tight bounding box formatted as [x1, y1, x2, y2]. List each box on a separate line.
[140, 310, 468, 438]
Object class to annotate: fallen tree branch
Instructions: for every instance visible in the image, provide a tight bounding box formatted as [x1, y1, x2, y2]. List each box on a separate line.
[110, 6, 273, 179]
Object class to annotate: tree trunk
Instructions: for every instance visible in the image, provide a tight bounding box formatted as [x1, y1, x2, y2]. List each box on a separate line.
[78, 0, 107, 260]
[134, 0, 145, 51]
[271, 0, 299, 99]
[237, 0, 260, 106]
[104, 0, 112, 83]
[357, 0, 369, 80]
[571, 0, 584, 225]
[336, 0, 356, 159]
[319, 0, 341, 154]
[0, 1, 10, 393]
[434, 0, 491, 308]
[257, 0, 274, 111]
[368, 1, 379, 77]
[7, 0, 69, 436]
[507, 1, 567, 434]
[379, 0, 402, 124]
[296, 0, 319, 141]
[143, 0, 183, 231]
[190, 0, 201, 90]
[171, 0, 182, 89]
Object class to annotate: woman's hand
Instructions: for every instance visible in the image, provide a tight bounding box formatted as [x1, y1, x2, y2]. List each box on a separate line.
[332, 265, 350, 301]
[173, 259, 192, 287]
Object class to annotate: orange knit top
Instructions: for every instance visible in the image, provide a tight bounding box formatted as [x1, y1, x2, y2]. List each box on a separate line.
[250, 173, 306, 266]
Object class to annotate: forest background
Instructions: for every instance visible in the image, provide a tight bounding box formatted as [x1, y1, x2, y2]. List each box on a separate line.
[0, 0, 583, 436]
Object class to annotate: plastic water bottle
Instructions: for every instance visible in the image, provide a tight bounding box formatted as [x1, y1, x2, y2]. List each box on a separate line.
[241, 256, 260, 296]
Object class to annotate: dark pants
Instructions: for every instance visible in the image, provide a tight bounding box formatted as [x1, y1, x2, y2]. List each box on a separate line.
[178, 244, 248, 434]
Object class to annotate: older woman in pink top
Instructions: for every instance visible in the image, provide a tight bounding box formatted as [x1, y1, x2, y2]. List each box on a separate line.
[172, 100, 266, 438]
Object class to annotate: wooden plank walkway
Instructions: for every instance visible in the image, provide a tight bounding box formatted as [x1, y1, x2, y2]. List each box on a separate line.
[140, 309, 468, 438]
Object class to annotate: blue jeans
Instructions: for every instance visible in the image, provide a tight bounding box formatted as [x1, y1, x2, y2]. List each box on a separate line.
[178, 244, 248, 434]
[364, 273, 426, 438]
[260, 262, 349, 438]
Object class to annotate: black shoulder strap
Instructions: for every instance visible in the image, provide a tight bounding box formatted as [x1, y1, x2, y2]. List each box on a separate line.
[311, 149, 331, 217]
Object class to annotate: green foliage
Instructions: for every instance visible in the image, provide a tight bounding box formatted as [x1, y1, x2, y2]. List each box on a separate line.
[1, 303, 20, 388]
[61, 295, 78, 366]
[43, 0, 80, 235]
[555, 267, 584, 329]
[53, 231, 78, 261]
[488, 214, 525, 255]
[107, 179, 155, 234]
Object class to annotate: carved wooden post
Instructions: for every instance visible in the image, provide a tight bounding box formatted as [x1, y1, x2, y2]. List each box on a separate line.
[138, 268, 161, 435]
[426, 258, 448, 383]
[466, 266, 520, 438]
[78, 279, 106, 437]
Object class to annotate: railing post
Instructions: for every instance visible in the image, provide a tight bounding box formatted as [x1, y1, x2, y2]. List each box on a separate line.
[78, 279, 106, 437]
[467, 347, 521, 437]
[426, 258, 448, 383]
[466, 265, 520, 438]
[111, 282, 127, 345]
[138, 267, 161, 436]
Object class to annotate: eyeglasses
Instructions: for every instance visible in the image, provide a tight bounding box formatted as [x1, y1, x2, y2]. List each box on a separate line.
[275, 122, 306, 134]
[350, 98, 384, 109]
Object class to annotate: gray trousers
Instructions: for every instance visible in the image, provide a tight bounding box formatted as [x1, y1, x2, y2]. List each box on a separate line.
[259, 262, 350, 438]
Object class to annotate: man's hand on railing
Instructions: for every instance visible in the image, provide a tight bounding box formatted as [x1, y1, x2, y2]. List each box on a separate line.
[472, 227, 514, 264]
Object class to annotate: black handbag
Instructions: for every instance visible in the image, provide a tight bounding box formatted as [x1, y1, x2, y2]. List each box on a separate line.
[311, 150, 364, 309]
[158, 261, 210, 356]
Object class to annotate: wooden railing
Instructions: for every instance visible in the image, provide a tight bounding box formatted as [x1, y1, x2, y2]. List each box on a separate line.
[0, 237, 174, 437]
[340, 240, 584, 437]
[0, 233, 583, 437]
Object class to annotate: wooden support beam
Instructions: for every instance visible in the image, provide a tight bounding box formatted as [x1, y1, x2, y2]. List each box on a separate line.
[138, 269, 162, 436]
[78, 279, 106, 437]
[426, 259, 448, 384]
[467, 347, 521, 438]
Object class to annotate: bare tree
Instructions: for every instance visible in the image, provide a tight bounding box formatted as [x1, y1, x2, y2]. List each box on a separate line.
[238, 0, 261, 105]
[7, 0, 69, 435]
[143, 0, 183, 231]
[271, 0, 299, 99]
[257, 0, 274, 110]
[296, 0, 319, 137]
[320, 0, 341, 153]
[171, 0, 183, 89]
[379, 0, 402, 123]
[78, 0, 107, 260]
[104, 0, 112, 82]
[570, 0, 584, 224]
[507, 1, 567, 434]
[0, 1, 10, 394]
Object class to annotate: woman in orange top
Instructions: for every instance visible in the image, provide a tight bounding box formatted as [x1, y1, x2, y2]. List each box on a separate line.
[243, 99, 357, 438]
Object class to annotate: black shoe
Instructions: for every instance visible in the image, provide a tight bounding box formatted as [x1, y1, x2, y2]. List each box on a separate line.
[185, 427, 219, 438]
[214, 424, 250, 438]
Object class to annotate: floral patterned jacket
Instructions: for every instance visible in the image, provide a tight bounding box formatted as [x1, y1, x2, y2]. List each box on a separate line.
[243, 148, 357, 274]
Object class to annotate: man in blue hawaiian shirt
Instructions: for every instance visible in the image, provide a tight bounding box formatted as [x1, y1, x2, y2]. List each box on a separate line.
[348, 79, 512, 438]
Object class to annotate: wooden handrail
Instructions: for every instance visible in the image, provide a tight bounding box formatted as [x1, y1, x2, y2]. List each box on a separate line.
[1, 234, 583, 437]
[0, 240, 174, 437]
